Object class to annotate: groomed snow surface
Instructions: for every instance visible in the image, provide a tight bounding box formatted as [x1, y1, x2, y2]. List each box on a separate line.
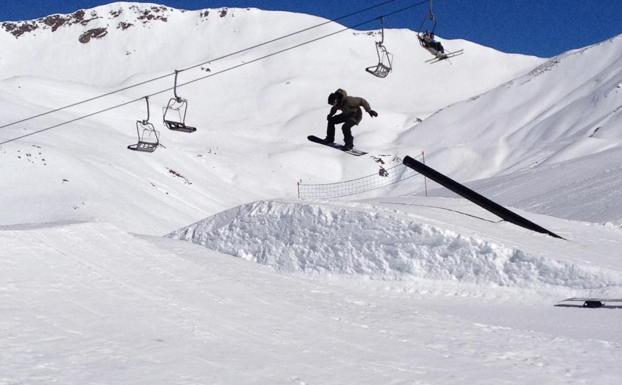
[2, 2, 622, 384]
[4, 204, 622, 385]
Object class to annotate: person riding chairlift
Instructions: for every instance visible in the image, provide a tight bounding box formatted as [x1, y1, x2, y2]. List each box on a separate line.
[421, 31, 444, 54]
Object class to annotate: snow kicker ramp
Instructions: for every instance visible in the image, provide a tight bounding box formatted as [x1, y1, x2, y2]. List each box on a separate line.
[169, 200, 621, 289]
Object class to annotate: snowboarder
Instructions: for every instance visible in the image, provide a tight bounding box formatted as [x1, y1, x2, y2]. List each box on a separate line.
[325, 88, 378, 150]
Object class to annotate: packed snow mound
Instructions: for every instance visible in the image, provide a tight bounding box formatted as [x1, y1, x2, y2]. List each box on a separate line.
[168, 200, 620, 289]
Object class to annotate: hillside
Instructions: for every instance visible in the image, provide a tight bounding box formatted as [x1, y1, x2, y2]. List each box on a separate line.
[3, 3, 622, 384]
[0, 2, 541, 234]
[405, 34, 622, 182]
[406, 32, 622, 223]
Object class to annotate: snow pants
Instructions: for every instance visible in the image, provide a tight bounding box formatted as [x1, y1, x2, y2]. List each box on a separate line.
[326, 114, 357, 147]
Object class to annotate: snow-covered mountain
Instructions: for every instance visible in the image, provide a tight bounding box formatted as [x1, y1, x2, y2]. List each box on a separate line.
[405, 34, 622, 223]
[0, 2, 543, 233]
[2, 3, 622, 384]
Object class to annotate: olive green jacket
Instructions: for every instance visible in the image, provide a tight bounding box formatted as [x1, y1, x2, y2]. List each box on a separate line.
[328, 89, 372, 125]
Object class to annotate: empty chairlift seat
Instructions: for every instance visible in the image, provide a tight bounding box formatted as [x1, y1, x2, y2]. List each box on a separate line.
[163, 70, 196, 133]
[128, 96, 161, 153]
[365, 17, 393, 78]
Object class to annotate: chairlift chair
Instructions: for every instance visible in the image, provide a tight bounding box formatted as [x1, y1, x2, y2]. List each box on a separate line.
[417, 0, 463, 63]
[128, 97, 161, 153]
[163, 70, 196, 133]
[365, 17, 393, 78]
[417, 2, 441, 55]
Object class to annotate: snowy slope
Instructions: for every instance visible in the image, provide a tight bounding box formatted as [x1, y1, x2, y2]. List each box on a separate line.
[406, 34, 622, 223]
[402, 34, 622, 182]
[434, 147, 622, 224]
[3, 3, 622, 383]
[3, 220, 622, 385]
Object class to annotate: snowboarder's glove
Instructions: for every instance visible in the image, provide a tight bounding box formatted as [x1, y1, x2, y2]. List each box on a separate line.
[369, 110, 378, 117]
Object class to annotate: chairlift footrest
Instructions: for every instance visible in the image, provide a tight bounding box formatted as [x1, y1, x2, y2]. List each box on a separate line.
[365, 65, 391, 79]
[164, 120, 197, 133]
[127, 142, 158, 153]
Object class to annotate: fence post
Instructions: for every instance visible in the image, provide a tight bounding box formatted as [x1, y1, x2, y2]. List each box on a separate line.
[297, 179, 301, 199]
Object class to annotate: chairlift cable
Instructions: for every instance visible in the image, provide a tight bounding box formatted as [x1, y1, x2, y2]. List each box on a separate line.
[0, 0, 429, 146]
[170, 3, 425, 92]
[0, 99, 141, 146]
[160, 1, 427, 93]
[177, 0, 404, 74]
[0, 0, 400, 132]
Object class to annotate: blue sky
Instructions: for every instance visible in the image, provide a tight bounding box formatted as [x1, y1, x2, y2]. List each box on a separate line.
[2, 0, 621, 57]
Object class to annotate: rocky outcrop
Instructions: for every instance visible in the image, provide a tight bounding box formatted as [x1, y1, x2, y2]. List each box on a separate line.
[78, 27, 108, 43]
[1, 5, 174, 42]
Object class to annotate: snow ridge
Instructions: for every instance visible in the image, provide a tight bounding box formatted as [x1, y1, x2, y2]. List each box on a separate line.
[168, 200, 620, 289]
[1, 3, 174, 39]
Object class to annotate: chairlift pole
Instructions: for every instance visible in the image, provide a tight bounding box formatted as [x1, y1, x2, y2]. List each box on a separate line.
[419, 0, 436, 34]
[143, 96, 150, 123]
[379, 17, 385, 45]
[365, 16, 392, 78]
[173, 70, 181, 102]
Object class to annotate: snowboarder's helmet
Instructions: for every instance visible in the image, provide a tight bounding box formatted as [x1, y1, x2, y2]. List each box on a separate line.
[328, 91, 343, 105]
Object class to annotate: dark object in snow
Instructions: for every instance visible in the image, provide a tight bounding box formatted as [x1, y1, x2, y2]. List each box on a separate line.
[555, 297, 622, 309]
[78, 28, 108, 43]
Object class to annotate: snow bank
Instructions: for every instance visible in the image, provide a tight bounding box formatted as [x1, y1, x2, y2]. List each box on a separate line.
[169, 200, 620, 289]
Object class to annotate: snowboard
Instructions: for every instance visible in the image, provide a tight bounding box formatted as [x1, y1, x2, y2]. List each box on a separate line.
[307, 135, 367, 156]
